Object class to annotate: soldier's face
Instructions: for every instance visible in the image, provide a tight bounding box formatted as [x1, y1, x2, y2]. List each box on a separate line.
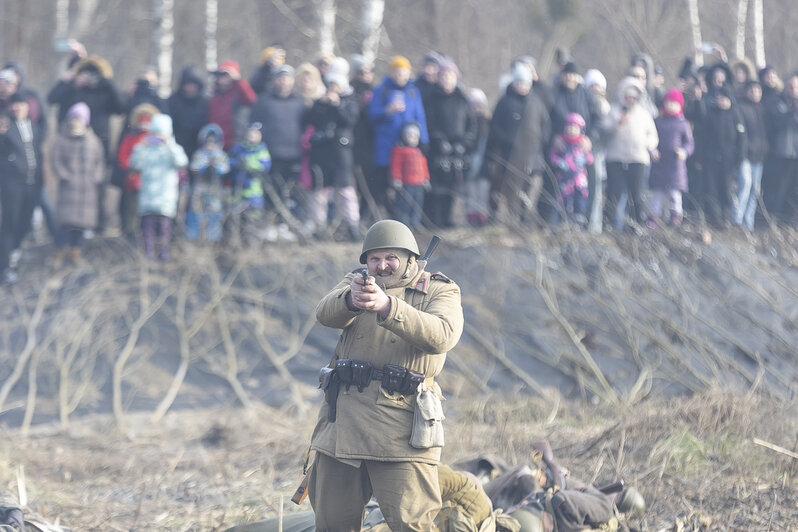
[367, 249, 410, 287]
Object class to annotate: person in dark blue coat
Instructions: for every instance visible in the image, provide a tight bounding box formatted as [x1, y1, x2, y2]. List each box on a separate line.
[368, 56, 428, 212]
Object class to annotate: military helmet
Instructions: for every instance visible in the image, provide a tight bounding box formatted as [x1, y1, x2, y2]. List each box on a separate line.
[508, 509, 544, 532]
[359, 220, 420, 264]
[618, 487, 646, 517]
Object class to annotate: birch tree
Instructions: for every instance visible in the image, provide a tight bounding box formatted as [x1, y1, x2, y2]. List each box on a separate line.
[361, 0, 385, 64]
[72, 0, 100, 41]
[735, 0, 749, 60]
[317, 0, 337, 57]
[686, 0, 704, 67]
[205, 0, 218, 73]
[55, 0, 70, 43]
[753, 0, 765, 67]
[153, 0, 175, 98]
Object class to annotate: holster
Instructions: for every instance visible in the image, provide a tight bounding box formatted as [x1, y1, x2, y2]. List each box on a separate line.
[319, 366, 340, 422]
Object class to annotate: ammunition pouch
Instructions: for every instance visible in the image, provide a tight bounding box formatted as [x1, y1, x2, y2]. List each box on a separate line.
[322, 359, 427, 406]
[381, 363, 425, 395]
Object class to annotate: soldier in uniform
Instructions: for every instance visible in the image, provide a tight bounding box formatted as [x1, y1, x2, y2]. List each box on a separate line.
[307, 219, 464, 531]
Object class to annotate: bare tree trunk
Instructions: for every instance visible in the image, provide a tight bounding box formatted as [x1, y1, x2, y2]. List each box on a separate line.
[753, 0, 765, 67]
[55, 0, 70, 41]
[205, 0, 218, 72]
[735, 0, 749, 60]
[361, 0, 385, 64]
[72, 0, 100, 42]
[686, 0, 704, 67]
[153, 0, 174, 98]
[317, 0, 337, 57]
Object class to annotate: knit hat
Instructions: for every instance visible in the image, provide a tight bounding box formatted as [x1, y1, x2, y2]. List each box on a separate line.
[274, 64, 295, 78]
[350, 54, 373, 74]
[584, 69, 607, 91]
[565, 112, 585, 129]
[129, 102, 160, 128]
[516, 55, 537, 69]
[467, 88, 488, 111]
[325, 72, 350, 92]
[562, 61, 579, 75]
[259, 45, 285, 65]
[8, 92, 27, 104]
[512, 62, 533, 84]
[438, 60, 461, 80]
[66, 102, 90, 125]
[662, 88, 684, 116]
[149, 114, 173, 136]
[401, 122, 421, 145]
[390, 56, 412, 71]
[215, 60, 241, 80]
[0, 69, 17, 83]
[423, 52, 442, 66]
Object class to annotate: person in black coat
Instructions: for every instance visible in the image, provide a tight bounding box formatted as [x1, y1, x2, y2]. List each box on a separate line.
[0, 62, 47, 137]
[735, 81, 768, 229]
[302, 72, 361, 240]
[486, 63, 551, 223]
[764, 73, 798, 222]
[424, 61, 477, 228]
[47, 55, 124, 159]
[1, 62, 56, 240]
[550, 62, 598, 139]
[250, 66, 306, 201]
[0, 94, 44, 283]
[701, 85, 746, 227]
[168, 66, 210, 161]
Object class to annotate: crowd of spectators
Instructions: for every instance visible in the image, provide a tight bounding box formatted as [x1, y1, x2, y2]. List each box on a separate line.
[0, 39, 795, 282]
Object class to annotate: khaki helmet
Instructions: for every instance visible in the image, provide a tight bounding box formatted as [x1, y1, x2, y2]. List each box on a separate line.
[618, 487, 646, 517]
[359, 220, 420, 264]
[508, 509, 544, 532]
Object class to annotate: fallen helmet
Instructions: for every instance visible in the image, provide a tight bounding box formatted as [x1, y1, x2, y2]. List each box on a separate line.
[617, 487, 646, 517]
[508, 509, 544, 532]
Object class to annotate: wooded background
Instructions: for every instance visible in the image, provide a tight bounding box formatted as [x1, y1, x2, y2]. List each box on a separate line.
[2, 0, 798, 105]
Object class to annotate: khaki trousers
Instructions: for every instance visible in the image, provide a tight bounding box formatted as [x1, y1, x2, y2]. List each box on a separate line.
[309, 452, 441, 532]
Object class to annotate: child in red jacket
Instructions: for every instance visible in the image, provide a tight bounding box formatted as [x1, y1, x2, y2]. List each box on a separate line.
[390, 122, 430, 229]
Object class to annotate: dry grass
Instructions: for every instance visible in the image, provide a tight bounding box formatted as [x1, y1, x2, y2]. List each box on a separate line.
[0, 391, 795, 530]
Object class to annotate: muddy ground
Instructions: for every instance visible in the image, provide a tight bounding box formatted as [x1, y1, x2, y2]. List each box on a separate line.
[0, 224, 797, 530]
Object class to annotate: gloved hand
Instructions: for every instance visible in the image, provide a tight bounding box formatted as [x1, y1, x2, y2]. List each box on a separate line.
[391, 179, 403, 190]
[423, 180, 432, 191]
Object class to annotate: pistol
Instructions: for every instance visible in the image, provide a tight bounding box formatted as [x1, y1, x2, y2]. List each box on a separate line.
[355, 267, 369, 284]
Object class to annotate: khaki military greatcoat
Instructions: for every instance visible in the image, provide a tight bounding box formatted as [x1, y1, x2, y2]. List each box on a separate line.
[310, 264, 464, 464]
